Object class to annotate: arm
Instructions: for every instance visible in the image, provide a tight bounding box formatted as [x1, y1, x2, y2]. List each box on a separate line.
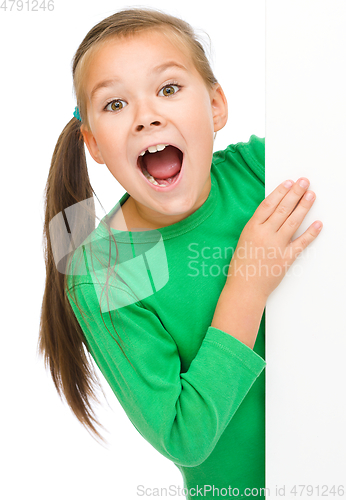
[211, 278, 267, 350]
[67, 280, 265, 468]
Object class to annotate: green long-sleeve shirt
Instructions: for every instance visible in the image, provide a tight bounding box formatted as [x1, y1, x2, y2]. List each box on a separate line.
[66, 135, 266, 498]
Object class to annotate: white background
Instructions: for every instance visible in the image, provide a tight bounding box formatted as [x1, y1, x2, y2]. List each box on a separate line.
[0, 1, 264, 499]
[266, 0, 346, 497]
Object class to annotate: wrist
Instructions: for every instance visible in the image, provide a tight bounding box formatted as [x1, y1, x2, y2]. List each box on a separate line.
[224, 276, 269, 306]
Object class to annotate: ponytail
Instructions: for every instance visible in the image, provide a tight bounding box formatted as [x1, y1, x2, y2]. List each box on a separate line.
[38, 117, 108, 444]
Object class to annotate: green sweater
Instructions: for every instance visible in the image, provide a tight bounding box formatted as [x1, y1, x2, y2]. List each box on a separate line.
[66, 135, 266, 498]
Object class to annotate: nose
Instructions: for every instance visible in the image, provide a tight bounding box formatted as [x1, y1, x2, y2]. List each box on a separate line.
[133, 100, 165, 132]
[136, 120, 161, 132]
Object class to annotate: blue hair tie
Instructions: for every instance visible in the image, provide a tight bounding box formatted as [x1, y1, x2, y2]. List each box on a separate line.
[73, 106, 82, 122]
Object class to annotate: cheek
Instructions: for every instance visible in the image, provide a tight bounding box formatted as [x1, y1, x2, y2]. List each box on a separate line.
[94, 126, 120, 154]
[96, 118, 131, 152]
[183, 93, 214, 132]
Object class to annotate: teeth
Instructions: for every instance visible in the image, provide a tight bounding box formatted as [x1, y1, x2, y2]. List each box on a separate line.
[142, 168, 159, 185]
[148, 144, 168, 153]
[140, 143, 169, 156]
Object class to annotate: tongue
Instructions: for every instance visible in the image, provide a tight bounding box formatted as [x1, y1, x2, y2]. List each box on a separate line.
[143, 145, 182, 179]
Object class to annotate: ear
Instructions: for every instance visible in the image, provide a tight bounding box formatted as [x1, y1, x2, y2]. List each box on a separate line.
[210, 83, 228, 133]
[80, 125, 105, 164]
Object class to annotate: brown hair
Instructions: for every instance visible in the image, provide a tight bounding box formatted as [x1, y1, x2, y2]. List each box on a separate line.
[37, 7, 218, 445]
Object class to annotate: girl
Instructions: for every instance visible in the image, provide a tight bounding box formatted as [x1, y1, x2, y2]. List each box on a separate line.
[38, 7, 322, 499]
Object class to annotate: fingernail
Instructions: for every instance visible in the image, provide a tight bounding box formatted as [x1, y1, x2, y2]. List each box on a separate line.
[299, 179, 309, 188]
[284, 180, 293, 188]
[304, 191, 314, 201]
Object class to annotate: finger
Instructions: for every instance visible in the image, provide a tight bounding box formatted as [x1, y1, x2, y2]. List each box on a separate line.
[277, 189, 316, 241]
[252, 179, 296, 224]
[265, 178, 311, 232]
[288, 220, 323, 261]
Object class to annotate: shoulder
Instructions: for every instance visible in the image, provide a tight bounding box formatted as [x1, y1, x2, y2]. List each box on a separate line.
[65, 240, 147, 314]
[212, 135, 265, 184]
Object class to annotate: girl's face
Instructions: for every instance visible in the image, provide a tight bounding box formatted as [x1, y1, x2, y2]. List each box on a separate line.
[81, 30, 228, 228]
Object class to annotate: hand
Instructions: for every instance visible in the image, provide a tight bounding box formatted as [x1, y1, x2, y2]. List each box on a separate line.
[226, 178, 323, 300]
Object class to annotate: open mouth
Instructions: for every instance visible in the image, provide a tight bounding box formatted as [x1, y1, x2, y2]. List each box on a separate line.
[137, 144, 183, 188]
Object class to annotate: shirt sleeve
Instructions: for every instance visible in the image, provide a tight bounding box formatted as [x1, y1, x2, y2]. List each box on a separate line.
[66, 280, 266, 467]
[237, 135, 265, 184]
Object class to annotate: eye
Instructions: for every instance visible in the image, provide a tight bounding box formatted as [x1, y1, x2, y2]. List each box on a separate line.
[158, 84, 181, 97]
[104, 99, 127, 112]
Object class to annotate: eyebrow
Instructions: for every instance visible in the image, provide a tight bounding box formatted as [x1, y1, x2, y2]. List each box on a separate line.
[90, 61, 188, 101]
